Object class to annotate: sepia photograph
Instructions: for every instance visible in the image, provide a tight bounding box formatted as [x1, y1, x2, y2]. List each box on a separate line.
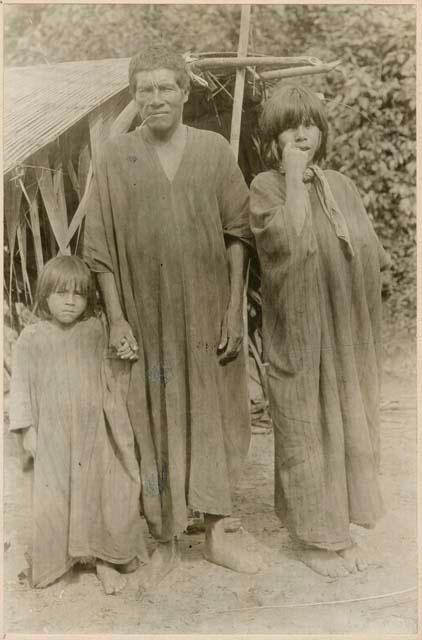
[2, 2, 418, 636]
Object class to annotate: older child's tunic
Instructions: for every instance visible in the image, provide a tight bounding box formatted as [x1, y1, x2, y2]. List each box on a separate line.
[250, 169, 390, 550]
[10, 318, 144, 587]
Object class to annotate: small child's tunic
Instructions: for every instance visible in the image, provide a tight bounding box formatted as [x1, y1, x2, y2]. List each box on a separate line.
[10, 317, 144, 587]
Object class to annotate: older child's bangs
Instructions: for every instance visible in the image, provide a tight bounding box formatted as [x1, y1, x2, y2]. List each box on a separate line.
[260, 85, 329, 167]
[35, 256, 96, 319]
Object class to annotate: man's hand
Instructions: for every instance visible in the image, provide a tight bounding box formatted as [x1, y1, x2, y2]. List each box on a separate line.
[22, 426, 37, 459]
[218, 302, 244, 364]
[109, 318, 139, 360]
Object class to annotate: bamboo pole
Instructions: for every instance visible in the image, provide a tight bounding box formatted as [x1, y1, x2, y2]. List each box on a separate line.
[230, 5, 251, 158]
[193, 55, 322, 71]
[259, 59, 342, 81]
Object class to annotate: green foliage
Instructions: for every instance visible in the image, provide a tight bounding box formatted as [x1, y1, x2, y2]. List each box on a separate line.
[4, 4, 416, 324]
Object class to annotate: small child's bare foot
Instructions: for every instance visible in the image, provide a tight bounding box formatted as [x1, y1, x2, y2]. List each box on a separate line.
[298, 548, 349, 578]
[96, 560, 127, 595]
[337, 543, 368, 573]
[137, 540, 180, 596]
[118, 557, 139, 574]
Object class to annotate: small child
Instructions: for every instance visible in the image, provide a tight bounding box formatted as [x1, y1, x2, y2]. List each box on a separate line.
[9, 256, 145, 593]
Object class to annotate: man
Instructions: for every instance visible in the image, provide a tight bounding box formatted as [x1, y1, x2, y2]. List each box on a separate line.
[84, 46, 259, 587]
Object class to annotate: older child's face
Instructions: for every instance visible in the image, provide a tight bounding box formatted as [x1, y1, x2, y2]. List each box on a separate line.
[47, 287, 87, 327]
[278, 120, 321, 165]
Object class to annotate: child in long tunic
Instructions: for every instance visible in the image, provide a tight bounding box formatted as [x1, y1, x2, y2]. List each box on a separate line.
[9, 256, 145, 593]
[250, 86, 390, 578]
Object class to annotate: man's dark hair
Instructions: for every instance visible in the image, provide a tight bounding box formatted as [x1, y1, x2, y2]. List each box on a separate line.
[129, 46, 190, 95]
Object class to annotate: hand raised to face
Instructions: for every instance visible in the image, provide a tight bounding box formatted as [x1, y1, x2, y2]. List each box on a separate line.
[281, 141, 310, 178]
[278, 121, 321, 175]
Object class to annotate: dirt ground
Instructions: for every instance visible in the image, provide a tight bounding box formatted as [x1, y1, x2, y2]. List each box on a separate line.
[3, 335, 418, 635]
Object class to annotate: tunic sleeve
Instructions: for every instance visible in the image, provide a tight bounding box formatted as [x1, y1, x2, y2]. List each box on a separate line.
[250, 171, 316, 270]
[83, 152, 114, 274]
[216, 138, 253, 248]
[345, 177, 391, 272]
[9, 330, 35, 432]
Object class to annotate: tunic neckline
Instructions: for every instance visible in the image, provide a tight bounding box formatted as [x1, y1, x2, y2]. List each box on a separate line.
[139, 125, 190, 185]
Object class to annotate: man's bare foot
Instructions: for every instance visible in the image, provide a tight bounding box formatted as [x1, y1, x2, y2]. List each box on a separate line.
[137, 539, 180, 596]
[298, 547, 350, 578]
[96, 560, 127, 595]
[337, 543, 368, 573]
[203, 515, 262, 574]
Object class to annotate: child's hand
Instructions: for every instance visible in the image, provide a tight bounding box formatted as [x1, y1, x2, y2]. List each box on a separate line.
[22, 426, 37, 459]
[109, 319, 139, 360]
[117, 337, 139, 361]
[281, 141, 309, 178]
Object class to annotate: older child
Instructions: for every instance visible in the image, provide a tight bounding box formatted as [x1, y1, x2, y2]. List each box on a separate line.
[250, 86, 390, 578]
[10, 256, 144, 593]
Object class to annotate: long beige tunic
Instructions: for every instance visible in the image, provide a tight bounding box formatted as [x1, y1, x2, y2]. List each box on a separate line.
[9, 318, 144, 587]
[250, 169, 390, 550]
[84, 127, 252, 541]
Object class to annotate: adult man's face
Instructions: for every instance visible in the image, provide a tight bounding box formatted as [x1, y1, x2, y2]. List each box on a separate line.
[134, 68, 189, 138]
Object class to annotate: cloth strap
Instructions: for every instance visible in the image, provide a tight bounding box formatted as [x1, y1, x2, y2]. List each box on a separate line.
[279, 164, 355, 258]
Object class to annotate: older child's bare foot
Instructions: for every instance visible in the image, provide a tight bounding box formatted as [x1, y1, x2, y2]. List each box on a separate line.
[96, 560, 127, 594]
[299, 548, 349, 578]
[137, 539, 180, 596]
[337, 543, 368, 573]
[203, 515, 262, 574]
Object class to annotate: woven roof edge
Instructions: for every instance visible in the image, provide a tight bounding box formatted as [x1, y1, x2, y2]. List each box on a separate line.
[4, 58, 132, 174]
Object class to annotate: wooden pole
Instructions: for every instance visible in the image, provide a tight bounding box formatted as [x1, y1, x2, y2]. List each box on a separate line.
[230, 5, 251, 158]
[260, 59, 342, 81]
[229, 6, 252, 382]
[193, 55, 322, 71]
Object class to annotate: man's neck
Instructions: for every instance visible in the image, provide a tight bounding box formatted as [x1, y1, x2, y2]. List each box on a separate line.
[144, 122, 186, 146]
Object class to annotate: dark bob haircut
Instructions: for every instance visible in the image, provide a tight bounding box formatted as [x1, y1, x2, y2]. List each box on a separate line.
[34, 255, 96, 320]
[260, 84, 329, 168]
[129, 45, 190, 95]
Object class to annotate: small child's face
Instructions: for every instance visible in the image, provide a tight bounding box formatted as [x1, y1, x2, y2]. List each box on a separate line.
[47, 287, 87, 327]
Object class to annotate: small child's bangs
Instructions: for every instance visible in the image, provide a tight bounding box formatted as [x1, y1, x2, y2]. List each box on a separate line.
[35, 256, 96, 319]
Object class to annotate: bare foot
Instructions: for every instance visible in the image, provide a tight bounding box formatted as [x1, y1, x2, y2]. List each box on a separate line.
[96, 560, 127, 595]
[137, 539, 181, 597]
[298, 548, 350, 578]
[118, 557, 139, 574]
[337, 543, 368, 573]
[203, 515, 262, 574]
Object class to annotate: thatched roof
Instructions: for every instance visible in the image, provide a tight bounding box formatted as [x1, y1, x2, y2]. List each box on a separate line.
[4, 54, 340, 175]
[4, 58, 131, 174]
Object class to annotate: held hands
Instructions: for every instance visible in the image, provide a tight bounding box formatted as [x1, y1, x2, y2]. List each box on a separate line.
[109, 318, 139, 360]
[280, 141, 309, 179]
[218, 302, 244, 365]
